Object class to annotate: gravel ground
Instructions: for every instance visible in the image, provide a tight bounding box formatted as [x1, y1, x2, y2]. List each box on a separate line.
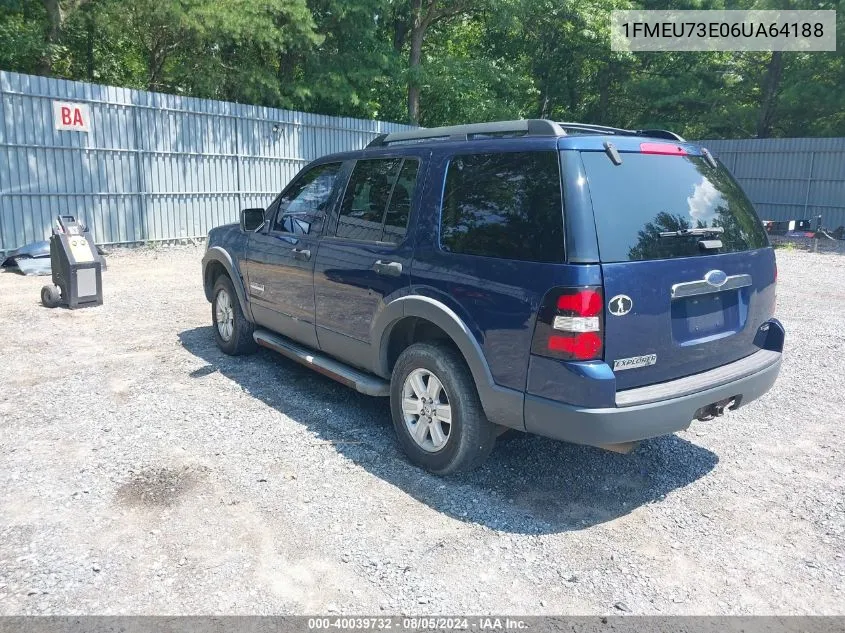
[0, 245, 843, 615]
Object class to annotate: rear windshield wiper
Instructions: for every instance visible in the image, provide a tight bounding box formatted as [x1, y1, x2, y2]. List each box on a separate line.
[659, 226, 725, 238]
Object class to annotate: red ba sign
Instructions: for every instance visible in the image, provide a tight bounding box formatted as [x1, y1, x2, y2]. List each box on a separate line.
[53, 101, 91, 132]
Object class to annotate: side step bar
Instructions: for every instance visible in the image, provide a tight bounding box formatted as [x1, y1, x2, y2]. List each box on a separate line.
[253, 329, 390, 397]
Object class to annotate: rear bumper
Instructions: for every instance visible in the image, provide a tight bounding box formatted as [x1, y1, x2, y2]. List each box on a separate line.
[524, 349, 782, 446]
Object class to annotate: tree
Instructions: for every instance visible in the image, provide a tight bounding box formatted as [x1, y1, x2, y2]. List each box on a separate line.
[755, 51, 783, 138]
[90, 0, 320, 99]
[38, 0, 93, 74]
[277, 0, 401, 118]
[0, 0, 50, 75]
[404, 0, 480, 124]
[0, 0, 842, 136]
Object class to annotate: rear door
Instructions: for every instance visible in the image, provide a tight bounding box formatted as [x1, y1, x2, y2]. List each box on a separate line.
[313, 156, 422, 368]
[580, 147, 776, 390]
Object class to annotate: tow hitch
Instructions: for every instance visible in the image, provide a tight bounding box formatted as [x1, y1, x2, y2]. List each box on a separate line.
[695, 396, 740, 421]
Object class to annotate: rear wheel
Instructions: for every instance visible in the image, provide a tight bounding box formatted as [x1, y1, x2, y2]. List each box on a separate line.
[212, 275, 256, 355]
[390, 342, 496, 475]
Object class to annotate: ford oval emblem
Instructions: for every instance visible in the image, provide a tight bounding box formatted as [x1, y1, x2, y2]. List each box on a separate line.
[704, 270, 728, 287]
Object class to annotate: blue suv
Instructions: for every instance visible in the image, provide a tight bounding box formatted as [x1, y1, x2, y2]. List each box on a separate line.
[202, 120, 784, 474]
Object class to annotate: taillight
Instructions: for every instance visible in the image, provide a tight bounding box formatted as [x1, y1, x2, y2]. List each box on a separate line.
[640, 142, 687, 156]
[532, 287, 604, 361]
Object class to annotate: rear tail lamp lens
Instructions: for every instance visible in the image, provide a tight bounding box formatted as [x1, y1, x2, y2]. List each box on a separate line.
[548, 332, 603, 358]
[556, 289, 602, 316]
[532, 287, 604, 361]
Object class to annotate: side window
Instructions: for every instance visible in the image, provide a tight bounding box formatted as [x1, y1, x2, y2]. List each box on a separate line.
[272, 162, 341, 234]
[382, 160, 419, 245]
[280, 214, 312, 235]
[336, 159, 401, 241]
[439, 151, 565, 263]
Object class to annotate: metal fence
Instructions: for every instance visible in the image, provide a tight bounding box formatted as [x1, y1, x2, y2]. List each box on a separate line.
[0, 71, 413, 255]
[702, 136, 845, 230]
[2, 71, 843, 255]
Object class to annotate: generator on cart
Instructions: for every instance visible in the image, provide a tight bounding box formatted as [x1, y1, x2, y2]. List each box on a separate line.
[41, 215, 103, 309]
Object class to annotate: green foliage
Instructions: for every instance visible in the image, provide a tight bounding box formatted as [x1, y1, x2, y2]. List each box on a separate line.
[0, 0, 842, 136]
[0, 0, 49, 74]
[282, 0, 402, 118]
[418, 15, 535, 125]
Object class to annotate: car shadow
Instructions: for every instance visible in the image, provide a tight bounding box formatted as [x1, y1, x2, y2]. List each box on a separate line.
[178, 326, 719, 535]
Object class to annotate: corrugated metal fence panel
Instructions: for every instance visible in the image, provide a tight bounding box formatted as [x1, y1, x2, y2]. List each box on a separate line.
[702, 137, 845, 229]
[0, 74, 144, 249]
[6, 70, 842, 253]
[0, 71, 413, 253]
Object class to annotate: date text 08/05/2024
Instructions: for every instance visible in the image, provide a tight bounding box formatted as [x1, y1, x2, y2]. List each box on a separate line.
[307, 617, 528, 630]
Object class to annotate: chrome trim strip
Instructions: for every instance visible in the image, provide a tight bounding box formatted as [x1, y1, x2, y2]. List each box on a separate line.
[615, 349, 781, 407]
[671, 273, 752, 299]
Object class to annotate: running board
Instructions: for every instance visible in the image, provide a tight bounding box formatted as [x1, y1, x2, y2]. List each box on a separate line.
[253, 329, 390, 397]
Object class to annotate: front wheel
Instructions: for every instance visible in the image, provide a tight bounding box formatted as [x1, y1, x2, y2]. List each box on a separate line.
[211, 275, 256, 355]
[390, 342, 496, 475]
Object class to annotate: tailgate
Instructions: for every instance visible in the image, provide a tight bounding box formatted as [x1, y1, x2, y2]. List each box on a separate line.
[602, 249, 776, 389]
[580, 145, 776, 390]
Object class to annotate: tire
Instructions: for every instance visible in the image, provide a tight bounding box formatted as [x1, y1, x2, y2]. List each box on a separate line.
[211, 274, 256, 355]
[390, 342, 496, 475]
[41, 284, 61, 308]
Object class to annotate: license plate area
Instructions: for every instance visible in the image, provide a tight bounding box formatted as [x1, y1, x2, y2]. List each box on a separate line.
[671, 289, 745, 344]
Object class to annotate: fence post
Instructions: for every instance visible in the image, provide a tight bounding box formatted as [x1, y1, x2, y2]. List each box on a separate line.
[803, 150, 815, 221]
[235, 109, 242, 215]
[131, 102, 148, 242]
[0, 72, 7, 256]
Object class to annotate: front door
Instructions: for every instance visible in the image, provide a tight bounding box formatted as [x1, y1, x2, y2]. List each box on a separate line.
[314, 156, 424, 368]
[245, 161, 343, 348]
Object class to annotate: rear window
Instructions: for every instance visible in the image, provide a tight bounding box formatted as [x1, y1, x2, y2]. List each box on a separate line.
[581, 152, 769, 262]
[440, 151, 564, 263]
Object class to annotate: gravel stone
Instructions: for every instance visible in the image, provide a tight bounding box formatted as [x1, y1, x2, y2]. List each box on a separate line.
[0, 245, 843, 615]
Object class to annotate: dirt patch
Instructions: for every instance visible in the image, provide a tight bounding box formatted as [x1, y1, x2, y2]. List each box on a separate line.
[116, 465, 208, 508]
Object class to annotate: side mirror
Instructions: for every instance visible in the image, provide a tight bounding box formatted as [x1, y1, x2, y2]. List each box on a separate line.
[240, 208, 265, 232]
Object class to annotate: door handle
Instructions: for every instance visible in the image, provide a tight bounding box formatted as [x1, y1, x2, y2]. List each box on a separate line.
[373, 260, 402, 277]
[292, 247, 311, 261]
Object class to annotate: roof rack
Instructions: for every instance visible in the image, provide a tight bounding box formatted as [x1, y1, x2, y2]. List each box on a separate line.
[557, 122, 685, 142]
[367, 119, 565, 147]
[366, 119, 685, 148]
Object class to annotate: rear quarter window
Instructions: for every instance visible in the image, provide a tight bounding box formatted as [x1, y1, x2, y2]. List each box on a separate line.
[581, 152, 769, 262]
[439, 151, 564, 263]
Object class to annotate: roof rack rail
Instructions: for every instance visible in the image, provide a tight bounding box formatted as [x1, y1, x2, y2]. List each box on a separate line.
[367, 119, 565, 147]
[557, 122, 685, 142]
[366, 119, 684, 148]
